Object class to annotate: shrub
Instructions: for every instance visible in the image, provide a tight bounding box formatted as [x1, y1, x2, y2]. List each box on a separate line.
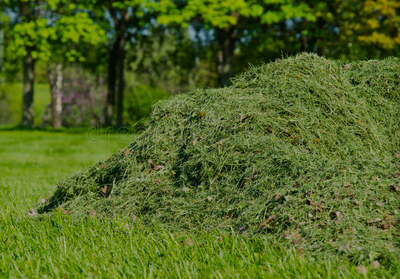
[123, 85, 169, 126]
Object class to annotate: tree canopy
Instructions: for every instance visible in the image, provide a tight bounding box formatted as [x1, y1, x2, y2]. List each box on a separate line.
[1, 0, 400, 127]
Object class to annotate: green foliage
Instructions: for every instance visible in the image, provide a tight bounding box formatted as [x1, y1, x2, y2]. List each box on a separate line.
[1, 129, 399, 277]
[123, 85, 169, 126]
[157, 0, 315, 28]
[39, 54, 400, 261]
[297, 0, 400, 59]
[34, 62, 49, 83]
[53, 12, 106, 62]
[342, 0, 400, 51]
[5, 0, 106, 63]
[126, 27, 216, 92]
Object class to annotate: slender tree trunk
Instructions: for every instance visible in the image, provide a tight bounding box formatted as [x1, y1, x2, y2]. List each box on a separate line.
[301, 32, 308, 52]
[0, 28, 4, 76]
[116, 10, 129, 128]
[279, 21, 288, 56]
[21, 48, 35, 127]
[48, 63, 63, 129]
[116, 36, 126, 128]
[316, 17, 325, 56]
[106, 8, 129, 127]
[105, 40, 118, 126]
[216, 14, 238, 87]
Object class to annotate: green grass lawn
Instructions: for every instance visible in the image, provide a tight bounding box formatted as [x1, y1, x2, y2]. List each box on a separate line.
[3, 83, 50, 125]
[0, 129, 398, 278]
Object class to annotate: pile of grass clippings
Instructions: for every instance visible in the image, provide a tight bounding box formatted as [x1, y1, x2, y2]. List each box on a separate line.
[39, 53, 400, 261]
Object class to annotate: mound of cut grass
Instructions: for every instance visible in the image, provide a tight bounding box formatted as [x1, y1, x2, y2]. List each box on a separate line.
[39, 53, 400, 260]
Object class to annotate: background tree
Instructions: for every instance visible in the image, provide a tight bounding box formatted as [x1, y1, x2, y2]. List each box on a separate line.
[89, 0, 147, 127]
[5, 0, 45, 127]
[293, 0, 400, 60]
[3, 0, 400, 129]
[45, 12, 105, 129]
[340, 0, 400, 59]
[157, 0, 315, 87]
[4, 0, 104, 128]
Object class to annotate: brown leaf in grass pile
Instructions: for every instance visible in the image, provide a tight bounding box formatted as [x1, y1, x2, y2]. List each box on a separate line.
[343, 181, 351, 187]
[306, 199, 326, 211]
[191, 137, 203, 145]
[154, 179, 161, 185]
[381, 221, 392, 230]
[342, 64, 350, 70]
[89, 209, 96, 218]
[330, 211, 343, 223]
[130, 214, 140, 223]
[390, 183, 400, 192]
[394, 154, 400, 158]
[284, 232, 301, 244]
[393, 173, 400, 178]
[260, 214, 276, 227]
[274, 193, 282, 201]
[367, 218, 382, 225]
[356, 266, 367, 275]
[28, 208, 38, 216]
[180, 238, 201, 247]
[148, 159, 165, 171]
[153, 165, 164, 171]
[100, 185, 109, 197]
[370, 261, 380, 269]
[239, 114, 250, 122]
[124, 149, 131, 157]
[381, 215, 393, 230]
[63, 209, 73, 215]
[317, 221, 327, 228]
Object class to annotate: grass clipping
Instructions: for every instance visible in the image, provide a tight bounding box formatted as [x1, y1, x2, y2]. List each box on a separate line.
[41, 53, 400, 258]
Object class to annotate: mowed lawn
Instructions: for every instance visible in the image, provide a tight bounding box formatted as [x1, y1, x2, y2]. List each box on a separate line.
[3, 83, 50, 126]
[0, 130, 397, 278]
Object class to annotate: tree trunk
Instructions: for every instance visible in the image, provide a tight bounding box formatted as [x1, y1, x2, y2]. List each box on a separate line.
[116, 36, 126, 128]
[216, 20, 237, 87]
[106, 8, 129, 127]
[279, 21, 288, 56]
[105, 40, 118, 126]
[48, 63, 63, 129]
[116, 9, 129, 128]
[315, 17, 325, 56]
[21, 48, 35, 127]
[301, 32, 308, 52]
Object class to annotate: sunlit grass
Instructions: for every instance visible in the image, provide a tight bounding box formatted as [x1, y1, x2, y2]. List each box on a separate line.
[0, 130, 398, 278]
[4, 82, 50, 125]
